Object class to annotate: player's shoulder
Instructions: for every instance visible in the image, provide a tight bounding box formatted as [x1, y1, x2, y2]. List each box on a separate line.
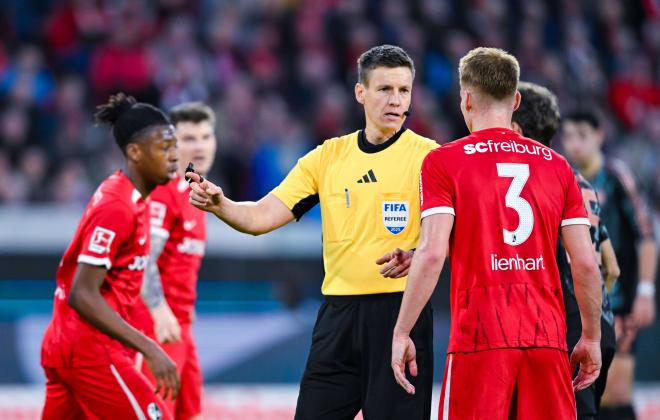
[401, 129, 440, 152]
[318, 130, 360, 151]
[425, 134, 471, 160]
[604, 158, 637, 190]
[572, 169, 595, 191]
[88, 171, 142, 217]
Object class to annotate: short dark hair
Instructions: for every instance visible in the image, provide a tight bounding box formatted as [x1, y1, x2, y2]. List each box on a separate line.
[357, 45, 415, 85]
[169, 101, 216, 127]
[512, 82, 560, 146]
[563, 109, 601, 130]
[459, 47, 519, 100]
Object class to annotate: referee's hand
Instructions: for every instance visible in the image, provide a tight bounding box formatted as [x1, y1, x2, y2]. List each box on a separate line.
[188, 172, 223, 212]
[376, 248, 413, 278]
[392, 332, 417, 394]
[570, 336, 602, 392]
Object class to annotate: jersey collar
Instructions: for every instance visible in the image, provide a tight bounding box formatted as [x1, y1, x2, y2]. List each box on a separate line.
[115, 170, 144, 204]
[358, 128, 407, 154]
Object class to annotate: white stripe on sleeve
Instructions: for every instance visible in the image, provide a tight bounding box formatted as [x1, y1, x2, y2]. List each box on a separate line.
[421, 206, 455, 219]
[77, 255, 112, 269]
[560, 217, 591, 227]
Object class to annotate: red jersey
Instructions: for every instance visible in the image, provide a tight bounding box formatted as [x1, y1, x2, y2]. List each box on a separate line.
[41, 171, 150, 367]
[420, 128, 589, 353]
[149, 176, 207, 323]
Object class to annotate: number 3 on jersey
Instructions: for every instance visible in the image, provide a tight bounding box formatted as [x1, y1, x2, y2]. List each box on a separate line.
[497, 163, 533, 246]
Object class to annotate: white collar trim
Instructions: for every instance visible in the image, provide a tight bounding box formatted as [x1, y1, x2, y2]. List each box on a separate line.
[131, 189, 142, 203]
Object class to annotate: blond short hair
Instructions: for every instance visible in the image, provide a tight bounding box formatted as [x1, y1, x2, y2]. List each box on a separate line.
[458, 47, 520, 100]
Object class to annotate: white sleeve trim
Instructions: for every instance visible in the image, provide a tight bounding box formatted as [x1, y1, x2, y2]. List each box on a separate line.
[561, 217, 591, 227]
[77, 254, 112, 269]
[421, 206, 455, 219]
[150, 226, 170, 239]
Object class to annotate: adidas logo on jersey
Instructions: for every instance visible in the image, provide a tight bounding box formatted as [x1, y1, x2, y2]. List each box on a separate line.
[357, 169, 378, 183]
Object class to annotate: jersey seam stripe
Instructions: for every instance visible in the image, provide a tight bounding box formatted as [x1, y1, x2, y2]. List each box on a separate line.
[77, 255, 112, 269]
[150, 226, 170, 238]
[109, 364, 147, 420]
[134, 352, 144, 371]
[421, 207, 455, 218]
[442, 354, 453, 420]
[560, 217, 591, 227]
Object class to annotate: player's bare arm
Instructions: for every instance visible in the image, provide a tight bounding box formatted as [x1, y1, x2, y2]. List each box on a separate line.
[392, 213, 453, 394]
[560, 224, 603, 391]
[600, 238, 620, 292]
[376, 248, 414, 278]
[69, 263, 180, 400]
[187, 171, 294, 235]
[632, 238, 657, 327]
[142, 232, 181, 344]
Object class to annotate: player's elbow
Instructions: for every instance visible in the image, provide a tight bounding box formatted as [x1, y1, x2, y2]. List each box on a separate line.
[67, 288, 81, 311]
[416, 246, 446, 268]
[67, 287, 92, 314]
[571, 254, 601, 285]
[606, 262, 620, 281]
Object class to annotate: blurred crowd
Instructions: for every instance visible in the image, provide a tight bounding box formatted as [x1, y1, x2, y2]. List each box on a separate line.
[0, 0, 658, 219]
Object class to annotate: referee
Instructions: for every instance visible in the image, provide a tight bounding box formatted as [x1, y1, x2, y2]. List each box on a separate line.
[187, 45, 438, 419]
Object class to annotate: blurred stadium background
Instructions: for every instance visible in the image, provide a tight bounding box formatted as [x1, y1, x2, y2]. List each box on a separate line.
[0, 0, 658, 418]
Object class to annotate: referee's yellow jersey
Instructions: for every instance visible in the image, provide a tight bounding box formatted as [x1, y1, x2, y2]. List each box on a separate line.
[271, 128, 439, 295]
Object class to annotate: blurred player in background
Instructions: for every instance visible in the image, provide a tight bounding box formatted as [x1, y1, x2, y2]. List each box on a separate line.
[132, 102, 217, 420]
[512, 82, 618, 420]
[188, 45, 438, 419]
[391, 48, 602, 419]
[40, 93, 180, 419]
[562, 111, 658, 420]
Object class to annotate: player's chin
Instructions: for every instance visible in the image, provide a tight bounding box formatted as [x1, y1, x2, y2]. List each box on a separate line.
[157, 172, 174, 184]
[381, 116, 403, 129]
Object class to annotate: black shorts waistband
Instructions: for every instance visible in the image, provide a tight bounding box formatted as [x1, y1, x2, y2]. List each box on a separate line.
[323, 292, 404, 302]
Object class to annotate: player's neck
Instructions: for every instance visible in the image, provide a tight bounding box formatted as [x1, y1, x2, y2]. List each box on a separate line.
[364, 125, 400, 145]
[469, 112, 513, 133]
[580, 154, 603, 179]
[125, 167, 155, 199]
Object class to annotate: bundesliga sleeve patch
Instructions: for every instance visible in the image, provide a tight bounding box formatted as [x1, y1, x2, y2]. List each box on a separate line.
[88, 226, 116, 254]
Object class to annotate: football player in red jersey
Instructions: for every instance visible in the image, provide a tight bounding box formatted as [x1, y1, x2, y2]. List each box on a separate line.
[41, 93, 180, 420]
[391, 48, 603, 419]
[132, 102, 217, 420]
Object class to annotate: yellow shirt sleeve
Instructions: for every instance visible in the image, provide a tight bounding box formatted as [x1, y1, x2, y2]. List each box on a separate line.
[270, 145, 322, 220]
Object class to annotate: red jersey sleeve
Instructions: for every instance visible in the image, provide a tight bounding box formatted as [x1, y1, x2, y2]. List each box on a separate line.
[149, 185, 179, 239]
[560, 160, 589, 227]
[420, 150, 456, 219]
[77, 202, 134, 269]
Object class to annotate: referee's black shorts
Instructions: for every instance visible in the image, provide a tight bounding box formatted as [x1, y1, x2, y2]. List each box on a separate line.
[295, 292, 433, 420]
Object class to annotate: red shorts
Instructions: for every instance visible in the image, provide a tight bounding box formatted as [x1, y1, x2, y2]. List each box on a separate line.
[438, 348, 576, 420]
[42, 353, 171, 420]
[133, 304, 202, 420]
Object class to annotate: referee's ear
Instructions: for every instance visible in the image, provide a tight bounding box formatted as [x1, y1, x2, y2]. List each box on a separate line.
[355, 82, 366, 105]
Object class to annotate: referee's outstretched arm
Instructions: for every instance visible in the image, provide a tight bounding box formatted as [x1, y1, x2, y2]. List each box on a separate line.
[186, 171, 294, 235]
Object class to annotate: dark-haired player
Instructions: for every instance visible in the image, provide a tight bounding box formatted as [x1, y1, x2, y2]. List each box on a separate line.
[131, 102, 217, 420]
[187, 45, 438, 419]
[562, 110, 657, 420]
[512, 82, 618, 420]
[392, 48, 602, 419]
[41, 93, 180, 419]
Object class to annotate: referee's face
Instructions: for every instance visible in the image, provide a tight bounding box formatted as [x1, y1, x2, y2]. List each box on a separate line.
[356, 66, 412, 135]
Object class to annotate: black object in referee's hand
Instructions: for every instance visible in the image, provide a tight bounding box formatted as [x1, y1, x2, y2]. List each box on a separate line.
[185, 162, 204, 183]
